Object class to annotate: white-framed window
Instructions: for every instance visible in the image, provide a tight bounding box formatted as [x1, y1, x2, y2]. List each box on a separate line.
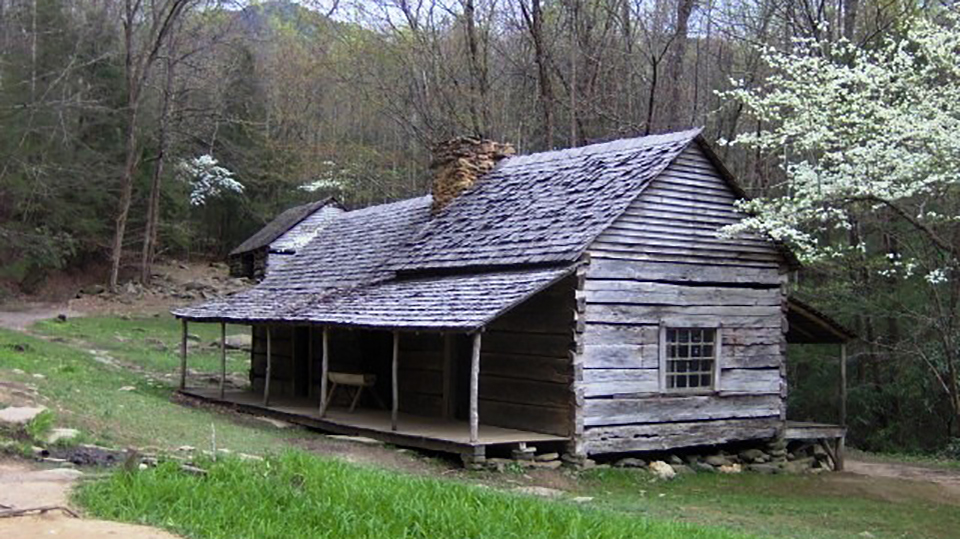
[659, 325, 721, 393]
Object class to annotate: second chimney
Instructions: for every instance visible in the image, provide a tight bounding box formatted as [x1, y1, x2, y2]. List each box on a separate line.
[430, 137, 515, 215]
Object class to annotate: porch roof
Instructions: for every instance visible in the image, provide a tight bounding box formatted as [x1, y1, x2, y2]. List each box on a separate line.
[786, 297, 856, 344]
[173, 265, 576, 331]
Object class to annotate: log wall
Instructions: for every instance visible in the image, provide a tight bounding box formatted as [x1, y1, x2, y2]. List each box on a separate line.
[479, 276, 576, 436]
[577, 143, 788, 455]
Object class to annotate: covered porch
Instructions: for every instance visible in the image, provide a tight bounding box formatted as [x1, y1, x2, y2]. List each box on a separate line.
[174, 269, 578, 461]
[786, 298, 857, 470]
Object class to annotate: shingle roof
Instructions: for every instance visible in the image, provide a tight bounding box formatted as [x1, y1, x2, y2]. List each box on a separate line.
[229, 197, 338, 256]
[393, 129, 701, 272]
[172, 266, 575, 330]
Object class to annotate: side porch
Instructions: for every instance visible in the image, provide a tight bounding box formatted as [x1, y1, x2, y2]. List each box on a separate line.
[175, 273, 578, 461]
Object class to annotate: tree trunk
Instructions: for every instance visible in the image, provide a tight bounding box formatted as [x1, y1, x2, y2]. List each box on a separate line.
[666, 0, 696, 130]
[521, 0, 555, 148]
[461, 0, 488, 137]
[140, 36, 178, 284]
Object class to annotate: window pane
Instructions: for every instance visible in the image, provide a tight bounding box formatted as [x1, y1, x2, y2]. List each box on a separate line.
[664, 327, 717, 392]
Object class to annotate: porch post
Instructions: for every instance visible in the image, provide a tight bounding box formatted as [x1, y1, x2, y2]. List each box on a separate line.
[264, 326, 272, 406]
[442, 334, 454, 420]
[307, 326, 314, 399]
[391, 330, 399, 431]
[179, 319, 188, 390]
[319, 327, 329, 416]
[837, 342, 848, 471]
[839, 343, 847, 427]
[469, 330, 482, 444]
[219, 322, 226, 399]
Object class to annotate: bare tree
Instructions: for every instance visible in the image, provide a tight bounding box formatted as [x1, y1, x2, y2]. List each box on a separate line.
[109, 0, 195, 291]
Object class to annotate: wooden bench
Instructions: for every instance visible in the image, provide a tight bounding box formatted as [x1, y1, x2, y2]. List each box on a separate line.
[322, 372, 387, 414]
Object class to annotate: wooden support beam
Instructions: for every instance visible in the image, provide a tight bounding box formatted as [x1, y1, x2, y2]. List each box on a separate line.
[839, 343, 847, 427]
[469, 331, 482, 444]
[219, 322, 226, 399]
[264, 327, 272, 406]
[307, 326, 314, 399]
[442, 334, 455, 420]
[179, 320, 188, 390]
[319, 327, 329, 416]
[391, 330, 399, 431]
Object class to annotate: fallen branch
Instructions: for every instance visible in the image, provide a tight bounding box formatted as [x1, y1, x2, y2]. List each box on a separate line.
[0, 505, 80, 519]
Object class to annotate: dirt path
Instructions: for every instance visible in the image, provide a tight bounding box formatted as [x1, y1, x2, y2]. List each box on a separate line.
[0, 302, 74, 332]
[845, 458, 960, 496]
[0, 459, 181, 539]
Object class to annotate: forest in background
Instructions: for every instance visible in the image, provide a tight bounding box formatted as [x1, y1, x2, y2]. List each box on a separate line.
[1, 0, 958, 456]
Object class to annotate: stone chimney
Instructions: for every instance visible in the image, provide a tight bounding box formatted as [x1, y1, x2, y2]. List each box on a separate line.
[430, 137, 515, 215]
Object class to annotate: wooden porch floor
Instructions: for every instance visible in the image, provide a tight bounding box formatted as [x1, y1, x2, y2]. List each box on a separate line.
[784, 421, 846, 441]
[181, 388, 567, 455]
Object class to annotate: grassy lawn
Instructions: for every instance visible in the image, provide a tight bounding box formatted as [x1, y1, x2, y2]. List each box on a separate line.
[0, 327, 299, 454]
[75, 451, 753, 539]
[579, 467, 960, 539]
[33, 315, 250, 377]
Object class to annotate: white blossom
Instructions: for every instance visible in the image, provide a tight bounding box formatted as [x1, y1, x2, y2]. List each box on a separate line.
[179, 154, 244, 206]
[718, 12, 960, 279]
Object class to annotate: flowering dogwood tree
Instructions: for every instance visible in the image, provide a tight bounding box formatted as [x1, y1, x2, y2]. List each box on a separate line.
[720, 13, 960, 437]
[179, 154, 245, 206]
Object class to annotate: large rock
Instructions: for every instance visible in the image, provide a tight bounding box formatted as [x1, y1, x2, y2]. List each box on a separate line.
[739, 448, 767, 463]
[649, 460, 676, 480]
[705, 454, 732, 467]
[614, 457, 646, 468]
[46, 428, 80, 445]
[0, 405, 47, 426]
[223, 334, 252, 351]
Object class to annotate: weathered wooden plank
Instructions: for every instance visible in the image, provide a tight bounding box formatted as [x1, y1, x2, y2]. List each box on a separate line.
[482, 330, 573, 357]
[397, 368, 443, 396]
[578, 323, 657, 346]
[398, 350, 443, 372]
[580, 344, 658, 369]
[583, 417, 781, 454]
[478, 400, 571, 437]
[583, 303, 781, 327]
[720, 368, 781, 394]
[588, 249, 780, 269]
[604, 221, 773, 248]
[581, 282, 781, 306]
[590, 242, 781, 265]
[583, 394, 783, 427]
[481, 352, 571, 383]
[591, 235, 781, 259]
[587, 258, 781, 286]
[722, 344, 781, 369]
[582, 369, 658, 397]
[479, 375, 571, 408]
[723, 327, 784, 346]
[645, 178, 736, 199]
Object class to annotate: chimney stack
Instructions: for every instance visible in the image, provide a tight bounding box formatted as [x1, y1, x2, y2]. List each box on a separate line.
[430, 137, 515, 215]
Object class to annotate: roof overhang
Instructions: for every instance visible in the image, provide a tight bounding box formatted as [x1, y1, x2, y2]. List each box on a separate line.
[786, 297, 856, 344]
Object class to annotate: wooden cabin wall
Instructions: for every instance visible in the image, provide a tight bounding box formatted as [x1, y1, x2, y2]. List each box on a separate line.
[577, 144, 787, 455]
[251, 325, 296, 395]
[396, 333, 445, 417]
[478, 276, 576, 437]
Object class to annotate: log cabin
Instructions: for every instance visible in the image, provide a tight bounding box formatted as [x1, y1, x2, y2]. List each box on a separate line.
[175, 129, 854, 466]
[228, 197, 342, 280]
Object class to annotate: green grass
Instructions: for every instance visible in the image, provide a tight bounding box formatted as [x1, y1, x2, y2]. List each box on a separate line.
[75, 451, 754, 539]
[33, 315, 250, 377]
[580, 468, 960, 539]
[0, 328, 300, 454]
